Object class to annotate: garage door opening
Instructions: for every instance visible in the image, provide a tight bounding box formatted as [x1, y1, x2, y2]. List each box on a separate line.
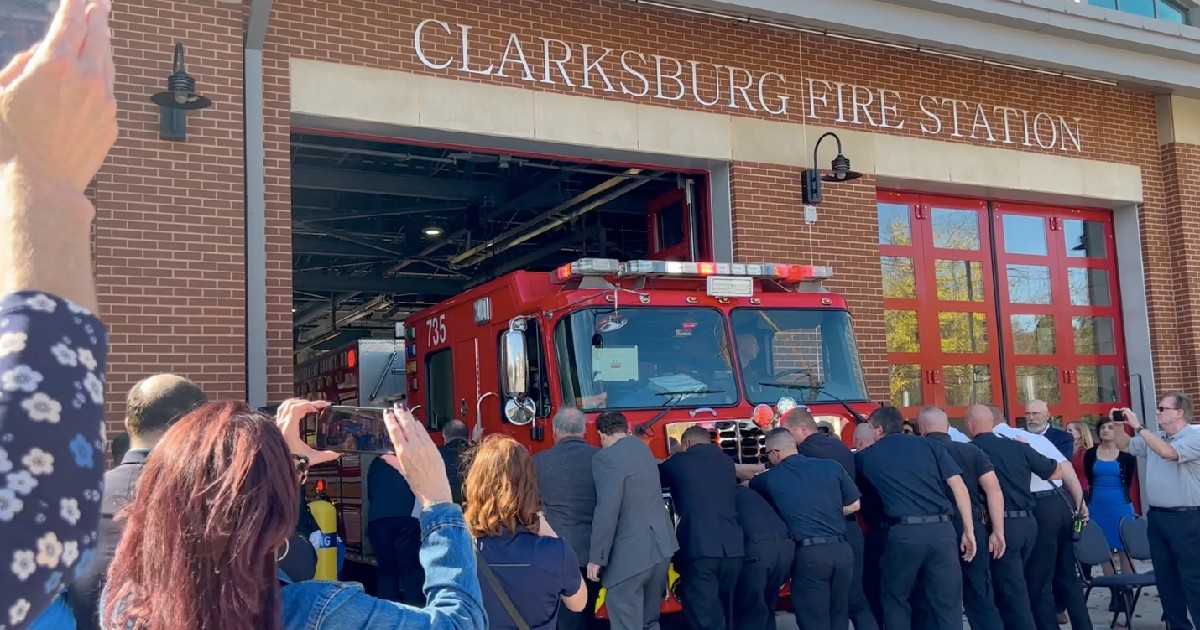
[290, 131, 711, 365]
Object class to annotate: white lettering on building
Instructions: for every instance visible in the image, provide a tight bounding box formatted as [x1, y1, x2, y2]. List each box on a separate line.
[412, 18, 1084, 152]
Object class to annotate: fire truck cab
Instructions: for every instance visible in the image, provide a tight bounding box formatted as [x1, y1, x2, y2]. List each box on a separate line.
[403, 257, 875, 461]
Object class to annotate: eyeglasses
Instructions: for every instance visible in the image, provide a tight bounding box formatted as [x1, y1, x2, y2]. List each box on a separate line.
[1157, 406, 1179, 412]
[766, 448, 781, 457]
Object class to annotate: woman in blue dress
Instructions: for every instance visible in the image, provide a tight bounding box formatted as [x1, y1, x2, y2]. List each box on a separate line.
[1084, 416, 1138, 612]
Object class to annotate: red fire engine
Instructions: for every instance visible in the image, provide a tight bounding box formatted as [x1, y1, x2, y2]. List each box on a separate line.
[397, 257, 875, 617]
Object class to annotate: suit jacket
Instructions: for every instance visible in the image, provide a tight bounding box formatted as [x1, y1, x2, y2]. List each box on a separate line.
[1044, 426, 1075, 460]
[659, 444, 745, 560]
[533, 437, 600, 568]
[440, 439, 470, 504]
[590, 436, 679, 587]
[66, 449, 151, 630]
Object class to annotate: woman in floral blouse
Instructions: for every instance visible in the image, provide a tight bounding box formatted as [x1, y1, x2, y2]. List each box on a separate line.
[0, 0, 119, 627]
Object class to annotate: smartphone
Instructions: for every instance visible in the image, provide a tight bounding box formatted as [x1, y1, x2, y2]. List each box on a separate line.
[314, 406, 392, 453]
[1112, 409, 1127, 423]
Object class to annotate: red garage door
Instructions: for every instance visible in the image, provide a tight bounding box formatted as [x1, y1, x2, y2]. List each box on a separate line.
[878, 191, 1128, 429]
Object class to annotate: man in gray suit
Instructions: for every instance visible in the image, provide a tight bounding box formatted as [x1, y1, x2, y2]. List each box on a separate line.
[534, 407, 602, 630]
[587, 411, 679, 630]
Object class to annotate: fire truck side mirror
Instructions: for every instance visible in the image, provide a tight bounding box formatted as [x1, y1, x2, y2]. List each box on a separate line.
[500, 323, 529, 399]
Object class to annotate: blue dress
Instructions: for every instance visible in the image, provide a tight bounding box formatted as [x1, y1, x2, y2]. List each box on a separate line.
[1088, 459, 1134, 551]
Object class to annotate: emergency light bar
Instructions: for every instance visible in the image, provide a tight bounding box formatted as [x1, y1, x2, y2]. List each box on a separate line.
[551, 258, 834, 284]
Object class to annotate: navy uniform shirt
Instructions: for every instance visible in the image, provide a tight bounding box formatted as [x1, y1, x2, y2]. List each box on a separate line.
[797, 432, 856, 477]
[926, 432, 994, 513]
[857, 433, 963, 519]
[972, 432, 1058, 512]
[750, 454, 860, 540]
[854, 451, 887, 530]
[734, 485, 790, 541]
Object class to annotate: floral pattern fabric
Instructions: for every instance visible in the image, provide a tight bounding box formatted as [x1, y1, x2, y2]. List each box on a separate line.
[0, 292, 108, 630]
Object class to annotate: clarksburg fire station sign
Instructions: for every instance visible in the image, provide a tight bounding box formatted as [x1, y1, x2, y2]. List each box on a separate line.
[413, 18, 1085, 153]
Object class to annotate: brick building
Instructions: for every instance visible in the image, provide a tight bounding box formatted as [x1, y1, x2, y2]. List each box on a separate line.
[11, 0, 1199, 434]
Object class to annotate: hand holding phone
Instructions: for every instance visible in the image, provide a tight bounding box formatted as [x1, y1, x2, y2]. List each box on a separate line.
[275, 398, 340, 466]
[383, 404, 454, 509]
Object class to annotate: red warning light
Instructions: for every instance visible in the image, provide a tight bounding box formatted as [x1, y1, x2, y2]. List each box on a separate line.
[346, 349, 357, 369]
[751, 404, 775, 428]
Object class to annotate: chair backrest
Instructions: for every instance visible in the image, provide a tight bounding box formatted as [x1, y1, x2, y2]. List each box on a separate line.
[1119, 515, 1152, 561]
[1073, 520, 1116, 568]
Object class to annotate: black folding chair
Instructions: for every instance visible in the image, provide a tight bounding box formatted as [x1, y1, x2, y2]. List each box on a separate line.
[1117, 516, 1159, 623]
[1073, 520, 1155, 629]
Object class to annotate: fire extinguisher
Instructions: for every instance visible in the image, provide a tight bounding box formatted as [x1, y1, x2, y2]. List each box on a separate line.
[308, 480, 339, 582]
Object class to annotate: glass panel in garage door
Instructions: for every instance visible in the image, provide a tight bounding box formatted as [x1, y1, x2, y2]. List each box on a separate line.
[878, 192, 1002, 428]
[993, 204, 1127, 430]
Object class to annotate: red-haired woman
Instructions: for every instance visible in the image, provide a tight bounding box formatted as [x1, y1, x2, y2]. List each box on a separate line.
[464, 434, 587, 629]
[101, 401, 486, 630]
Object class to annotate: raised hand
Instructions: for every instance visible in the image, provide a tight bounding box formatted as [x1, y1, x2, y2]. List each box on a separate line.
[274, 398, 340, 466]
[0, 0, 117, 193]
[383, 404, 454, 509]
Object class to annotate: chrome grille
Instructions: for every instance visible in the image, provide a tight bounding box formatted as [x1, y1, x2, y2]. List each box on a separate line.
[710, 420, 767, 464]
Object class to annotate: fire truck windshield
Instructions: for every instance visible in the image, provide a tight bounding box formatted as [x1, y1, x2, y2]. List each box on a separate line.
[554, 308, 738, 412]
[731, 309, 869, 406]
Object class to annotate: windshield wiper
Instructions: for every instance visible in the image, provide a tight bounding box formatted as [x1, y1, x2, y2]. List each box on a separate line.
[759, 382, 867, 425]
[633, 390, 725, 437]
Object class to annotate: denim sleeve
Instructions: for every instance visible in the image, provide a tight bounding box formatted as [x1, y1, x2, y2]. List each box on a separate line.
[313, 503, 487, 629]
[0, 292, 108, 630]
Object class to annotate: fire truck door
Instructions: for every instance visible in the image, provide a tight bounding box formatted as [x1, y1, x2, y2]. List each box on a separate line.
[646, 179, 702, 261]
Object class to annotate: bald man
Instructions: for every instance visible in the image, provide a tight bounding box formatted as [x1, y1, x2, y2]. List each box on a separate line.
[853, 424, 877, 451]
[916, 406, 1005, 630]
[966, 404, 1062, 630]
[67, 374, 207, 630]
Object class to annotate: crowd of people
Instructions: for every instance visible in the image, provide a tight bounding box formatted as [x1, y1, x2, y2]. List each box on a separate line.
[4, 1, 1200, 630]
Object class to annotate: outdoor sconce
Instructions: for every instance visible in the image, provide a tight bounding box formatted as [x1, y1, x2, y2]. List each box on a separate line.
[149, 43, 212, 141]
[800, 131, 862, 205]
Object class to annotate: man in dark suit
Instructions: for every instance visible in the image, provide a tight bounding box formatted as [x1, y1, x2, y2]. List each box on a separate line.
[533, 407, 602, 630]
[439, 419, 470, 504]
[1025, 399, 1074, 459]
[66, 374, 207, 630]
[659, 426, 745, 629]
[588, 411, 679, 630]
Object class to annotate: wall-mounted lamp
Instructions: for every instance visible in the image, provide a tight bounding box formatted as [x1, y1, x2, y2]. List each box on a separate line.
[800, 131, 862, 205]
[149, 43, 212, 141]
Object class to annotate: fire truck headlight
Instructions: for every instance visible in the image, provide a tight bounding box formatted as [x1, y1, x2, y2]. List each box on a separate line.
[775, 397, 798, 417]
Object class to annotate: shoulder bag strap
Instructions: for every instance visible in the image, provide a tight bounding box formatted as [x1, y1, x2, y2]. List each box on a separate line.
[474, 547, 531, 630]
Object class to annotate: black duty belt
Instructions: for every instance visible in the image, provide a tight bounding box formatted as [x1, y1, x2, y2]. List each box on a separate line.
[1003, 510, 1032, 518]
[889, 515, 951, 526]
[1033, 488, 1063, 499]
[749, 533, 790, 543]
[1149, 506, 1200, 513]
[798, 535, 845, 547]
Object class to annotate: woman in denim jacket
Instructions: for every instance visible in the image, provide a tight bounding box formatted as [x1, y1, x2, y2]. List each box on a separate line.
[101, 400, 486, 630]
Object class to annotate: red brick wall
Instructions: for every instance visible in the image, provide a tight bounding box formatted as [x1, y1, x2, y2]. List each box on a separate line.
[1158, 142, 1200, 393]
[259, 0, 1169, 401]
[98, 0, 247, 433]
[93, 0, 1191, 428]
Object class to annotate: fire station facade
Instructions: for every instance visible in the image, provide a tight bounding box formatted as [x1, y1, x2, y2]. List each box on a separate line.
[93, 0, 1200, 431]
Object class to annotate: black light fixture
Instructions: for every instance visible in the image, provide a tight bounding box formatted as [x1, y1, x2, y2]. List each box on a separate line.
[800, 131, 862, 205]
[149, 44, 212, 141]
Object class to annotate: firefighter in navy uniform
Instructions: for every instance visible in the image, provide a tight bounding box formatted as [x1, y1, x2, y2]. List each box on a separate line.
[732, 483, 793, 630]
[782, 407, 879, 630]
[965, 404, 1060, 630]
[916, 406, 1006, 630]
[750, 429, 861, 630]
[856, 406, 977, 630]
